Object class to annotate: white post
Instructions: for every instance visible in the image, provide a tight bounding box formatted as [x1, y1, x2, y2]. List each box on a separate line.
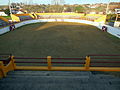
[8, 0, 12, 15]
[106, 0, 110, 14]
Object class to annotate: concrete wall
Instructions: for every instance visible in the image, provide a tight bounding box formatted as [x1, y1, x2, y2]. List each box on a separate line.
[114, 21, 120, 27]
[0, 19, 120, 38]
[0, 26, 10, 35]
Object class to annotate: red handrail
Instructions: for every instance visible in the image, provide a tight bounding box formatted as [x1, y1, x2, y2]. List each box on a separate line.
[51, 62, 85, 64]
[15, 61, 47, 63]
[14, 57, 47, 59]
[88, 55, 120, 56]
[90, 65, 120, 67]
[14, 57, 85, 60]
[91, 58, 120, 59]
[12, 55, 120, 67]
[51, 58, 85, 60]
[91, 61, 120, 63]
[15, 61, 85, 64]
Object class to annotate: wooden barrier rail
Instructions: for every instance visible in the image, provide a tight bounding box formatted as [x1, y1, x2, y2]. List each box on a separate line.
[0, 55, 120, 78]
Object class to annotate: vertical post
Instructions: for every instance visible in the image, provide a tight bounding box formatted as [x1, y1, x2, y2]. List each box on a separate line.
[47, 56, 52, 70]
[0, 61, 6, 78]
[106, 0, 110, 14]
[11, 56, 16, 70]
[85, 56, 90, 70]
[8, 0, 12, 15]
[115, 14, 118, 21]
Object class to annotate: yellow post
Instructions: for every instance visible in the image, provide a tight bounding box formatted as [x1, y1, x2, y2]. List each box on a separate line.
[0, 61, 6, 78]
[47, 56, 52, 70]
[11, 56, 16, 69]
[85, 56, 91, 70]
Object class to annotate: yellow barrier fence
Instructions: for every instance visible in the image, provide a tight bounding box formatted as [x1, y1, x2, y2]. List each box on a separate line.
[11, 14, 20, 22]
[0, 16, 9, 23]
[0, 54, 120, 78]
[11, 13, 35, 22]
[10, 13, 106, 23]
[0, 56, 16, 78]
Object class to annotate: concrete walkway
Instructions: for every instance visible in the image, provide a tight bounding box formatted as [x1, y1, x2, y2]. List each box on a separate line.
[0, 71, 120, 90]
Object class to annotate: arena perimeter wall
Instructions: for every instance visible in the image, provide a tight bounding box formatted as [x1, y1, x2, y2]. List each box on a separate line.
[0, 19, 120, 38]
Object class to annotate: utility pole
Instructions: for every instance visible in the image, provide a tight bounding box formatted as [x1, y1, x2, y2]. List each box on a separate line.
[106, 0, 110, 14]
[8, 0, 12, 15]
[52, 0, 65, 5]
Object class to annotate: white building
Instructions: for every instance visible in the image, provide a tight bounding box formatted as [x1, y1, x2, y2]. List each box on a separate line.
[0, 11, 7, 16]
[115, 9, 120, 14]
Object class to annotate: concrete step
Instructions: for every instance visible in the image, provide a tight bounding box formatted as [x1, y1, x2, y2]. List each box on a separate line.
[1, 75, 120, 85]
[7, 71, 118, 80]
[0, 71, 120, 90]
[7, 71, 92, 76]
[91, 74, 118, 79]
[0, 75, 89, 83]
[0, 81, 119, 90]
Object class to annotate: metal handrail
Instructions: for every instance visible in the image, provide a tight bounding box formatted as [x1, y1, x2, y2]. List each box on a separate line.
[0, 54, 120, 78]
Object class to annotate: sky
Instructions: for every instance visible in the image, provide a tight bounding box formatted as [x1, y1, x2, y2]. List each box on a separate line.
[0, 0, 120, 5]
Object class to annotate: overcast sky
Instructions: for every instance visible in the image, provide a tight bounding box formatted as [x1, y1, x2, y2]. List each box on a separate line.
[0, 0, 120, 5]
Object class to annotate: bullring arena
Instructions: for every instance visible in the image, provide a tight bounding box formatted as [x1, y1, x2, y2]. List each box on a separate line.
[0, 12, 120, 90]
[0, 13, 120, 69]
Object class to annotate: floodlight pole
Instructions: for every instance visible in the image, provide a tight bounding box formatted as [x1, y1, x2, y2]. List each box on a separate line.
[8, 0, 12, 15]
[106, 0, 110, 14]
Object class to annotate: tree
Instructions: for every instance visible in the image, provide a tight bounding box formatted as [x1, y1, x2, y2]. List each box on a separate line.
[49, 5, 64, 13]
[95, 6, 106, 12]
[4, 9, 10, 16]
[64, 7, 72, 12]
[75, 5, 85, 13]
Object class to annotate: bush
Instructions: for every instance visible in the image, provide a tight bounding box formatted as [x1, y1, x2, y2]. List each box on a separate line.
[4, 9, 10, 16]
[106, 14, 116, 21]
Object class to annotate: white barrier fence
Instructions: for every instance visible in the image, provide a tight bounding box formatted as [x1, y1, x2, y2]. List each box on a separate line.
[0, 19, 120, 38]
[0, 26, 10, 34]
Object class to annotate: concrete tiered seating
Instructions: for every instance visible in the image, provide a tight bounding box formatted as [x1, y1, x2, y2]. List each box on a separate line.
[18, 16, 33, 21]
[0, 71, 120, 90]
[37, 15, 81, 19]
[85, 16, 101, 21]
[0, 19, 9, 27]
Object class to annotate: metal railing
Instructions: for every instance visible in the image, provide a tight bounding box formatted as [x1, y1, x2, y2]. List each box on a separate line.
[0, 54, 120, 78]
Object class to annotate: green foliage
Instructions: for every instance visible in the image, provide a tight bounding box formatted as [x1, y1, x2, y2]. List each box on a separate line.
[3, 16, 11, 20]
[107, 14, 116, 20]
[106, 14, 116, 22]
[66, 7, 71, 12]
[4, 9, 10, 16]
[49, 5, 64, 13]
[17, 3, 107, 13]
[23, 5, 64, 13]
[94, 6, 106, 12]
[75, 6, 85, 13]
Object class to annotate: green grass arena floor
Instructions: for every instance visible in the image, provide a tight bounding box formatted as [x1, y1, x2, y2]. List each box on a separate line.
[0, 22, 120, 57]
[0, 22, 120, 76]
